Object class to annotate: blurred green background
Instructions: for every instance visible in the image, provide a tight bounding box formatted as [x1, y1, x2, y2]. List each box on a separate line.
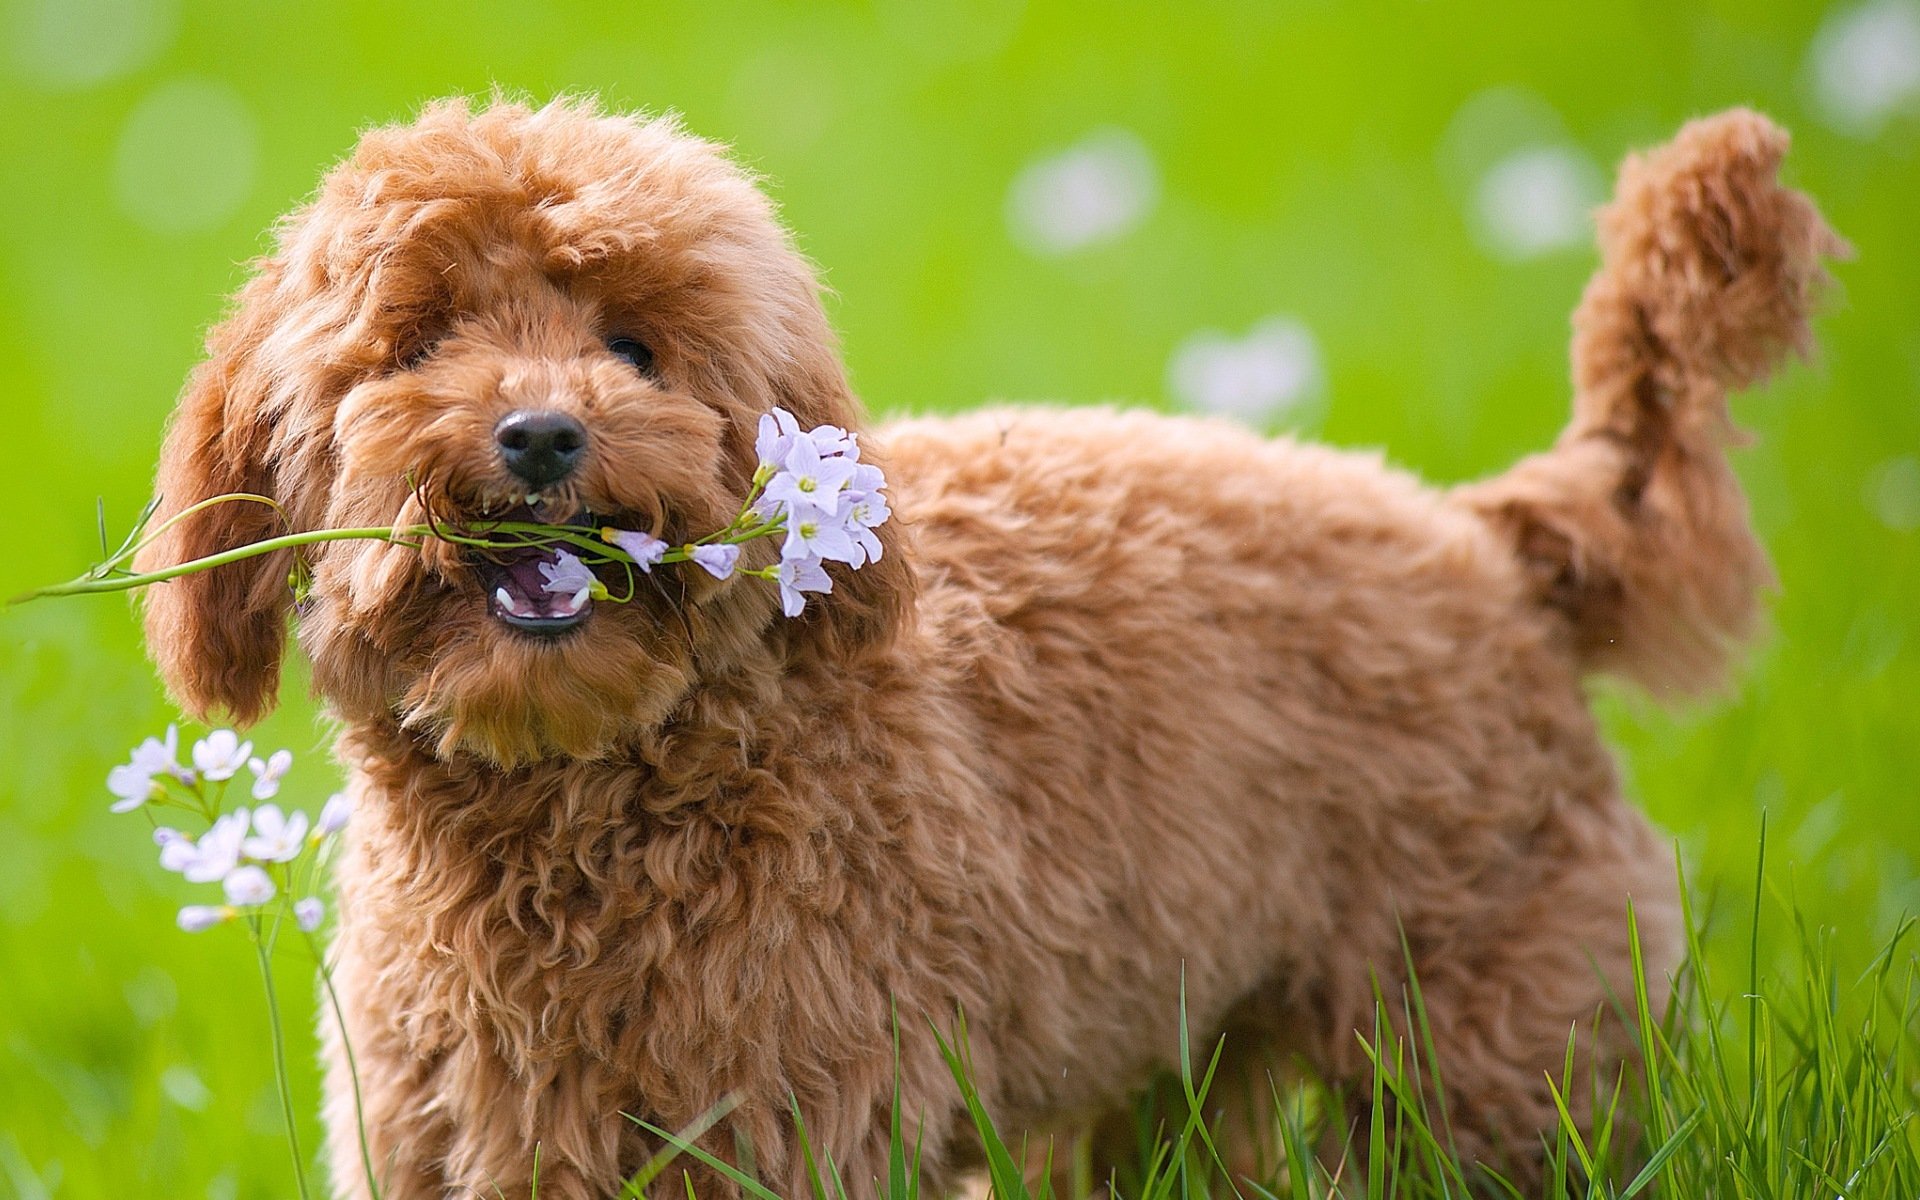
[1, 1, 1915, 1195]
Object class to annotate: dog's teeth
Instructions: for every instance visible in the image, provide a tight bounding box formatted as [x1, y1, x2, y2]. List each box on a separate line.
[494, 588, 514, 612]
[526, 493, 542, 505]
[555, 587, 589, 615]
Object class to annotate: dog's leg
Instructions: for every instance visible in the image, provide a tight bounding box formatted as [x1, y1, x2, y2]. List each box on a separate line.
[1329, 798, 1682, 1192]
[1031, 1024, 1297, 1199]
[317, 931, 456, 1200]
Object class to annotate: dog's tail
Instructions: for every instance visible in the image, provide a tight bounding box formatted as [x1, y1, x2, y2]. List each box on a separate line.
[1457, 110, 1846, 697]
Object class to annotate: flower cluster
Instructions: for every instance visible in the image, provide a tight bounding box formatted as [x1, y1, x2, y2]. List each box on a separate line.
[751, 407, 892, 616]
[107, 726, 350, 934]
[569, 406, 890, 617]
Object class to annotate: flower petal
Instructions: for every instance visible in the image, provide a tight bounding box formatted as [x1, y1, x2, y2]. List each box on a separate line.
[176, 905, 229, 933]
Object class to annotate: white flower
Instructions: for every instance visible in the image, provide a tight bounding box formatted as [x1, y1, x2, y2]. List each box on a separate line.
[537, 549, 601, 607]
[162, 808, 249, 883]
[154, 827, 196, 873]
[805, 423, 858, 461]
[756, 408, 855, 469]
[775, 556, 833, 618]
[246, 749, 293, 801]
[191, 730, 253, 782]
[747, 406, 890, 616]
[294, 898, 325, 932]
[315, 793, 352, 837]
[689, 543, 741, 580]
[134, 726, 185, 776]
[107, 763, 161, 813]
[782, 503, 861, 565]
[221, 865, 275, 906]
[763, 435, 858, 516]
[242, 804, 309, 863]
[841, 463, 892, 567]
[108, 725, 188, 812]
[756, 407, 804, 469]
[176, 905, 231, 933]
[603, 530, 668, 572]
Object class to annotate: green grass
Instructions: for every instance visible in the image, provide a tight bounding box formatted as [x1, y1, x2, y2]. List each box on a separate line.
[1, 2, 1916, 1197]
[620, 849, 1919, 1200]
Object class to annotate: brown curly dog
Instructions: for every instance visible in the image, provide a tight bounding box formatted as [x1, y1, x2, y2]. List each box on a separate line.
[135, 99, 1840, 1198]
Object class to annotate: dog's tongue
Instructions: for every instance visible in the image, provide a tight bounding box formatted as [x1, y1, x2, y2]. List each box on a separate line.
[491, 549, 591, 621]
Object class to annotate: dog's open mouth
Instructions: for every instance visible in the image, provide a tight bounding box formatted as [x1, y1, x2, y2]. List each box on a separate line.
[466, 503, 609, 637]
[481, 544, 593, 634]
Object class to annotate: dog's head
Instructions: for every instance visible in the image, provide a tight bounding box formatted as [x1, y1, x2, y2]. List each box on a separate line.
[137, 98, 910, 765]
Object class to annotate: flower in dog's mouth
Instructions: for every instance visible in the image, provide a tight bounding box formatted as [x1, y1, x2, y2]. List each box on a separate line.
[20, 406, 893, 630]
[484, 545, 607, 632]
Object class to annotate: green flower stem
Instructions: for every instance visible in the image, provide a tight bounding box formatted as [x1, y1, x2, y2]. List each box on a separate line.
[11, 525, 407, 602]
[306, 931, 383, 1200]
[111, 492, 293, 573]
[11, 507, 792, 606]
[251, 916, 314, 1200]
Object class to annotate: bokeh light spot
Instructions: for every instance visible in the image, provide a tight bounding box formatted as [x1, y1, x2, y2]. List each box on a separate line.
[111, 78, 257, 236]
[1866, 455, 1920, 530]
[1439, 87, 1604, 260]
[1006, 128, 1158, 257]
[1808, 0, 1920, 135]
[4, 0, 176, 90]
[1472, 145, 1605, 260]
[875, 0, 1024, 66]
[725, 47, 837, 155]
[1168, 317, 1323, 426]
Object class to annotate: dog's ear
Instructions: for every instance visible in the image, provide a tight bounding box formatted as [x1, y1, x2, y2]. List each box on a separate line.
[138, 286, 294, 726]
[774, 348, 917, 663]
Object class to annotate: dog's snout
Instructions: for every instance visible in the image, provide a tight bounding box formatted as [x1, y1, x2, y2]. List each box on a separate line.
[494, 410, 586, 488]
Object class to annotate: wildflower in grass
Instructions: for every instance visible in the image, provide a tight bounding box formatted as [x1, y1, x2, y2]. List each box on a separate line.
[103, 718, 366, 1200]
[248, 749, 293, 800]
[243, 804, 309, 863]
[176, 904, 231, 933]
[107, 761, 161, 812]
[108, 725, 188, 811]
[295, 898, 325, 932]
[223, 865, 276, 907]
[775, 556, 833, 617]
[164, 808, 249, 883]
[604, 529, 669, 571]
[156, 827, 196, 873]
[315, 792, 351, 838]
[192, 729, 253, 782]
[689, 542, 740, 579]
[136, 726, 185, 776]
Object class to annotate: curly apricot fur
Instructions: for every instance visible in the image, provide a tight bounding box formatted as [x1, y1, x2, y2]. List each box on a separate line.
[138, 101, 1838, 1197]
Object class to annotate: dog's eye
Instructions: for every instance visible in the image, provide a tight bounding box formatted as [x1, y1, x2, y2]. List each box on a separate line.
[608, 337, 654, 375]
[395, 337, 438, 373]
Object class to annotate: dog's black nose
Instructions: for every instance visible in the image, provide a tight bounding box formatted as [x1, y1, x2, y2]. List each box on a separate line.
[494, 411, 586, 488]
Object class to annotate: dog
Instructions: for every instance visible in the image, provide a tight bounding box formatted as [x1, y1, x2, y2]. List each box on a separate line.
[135, 98, 1840, 1198]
